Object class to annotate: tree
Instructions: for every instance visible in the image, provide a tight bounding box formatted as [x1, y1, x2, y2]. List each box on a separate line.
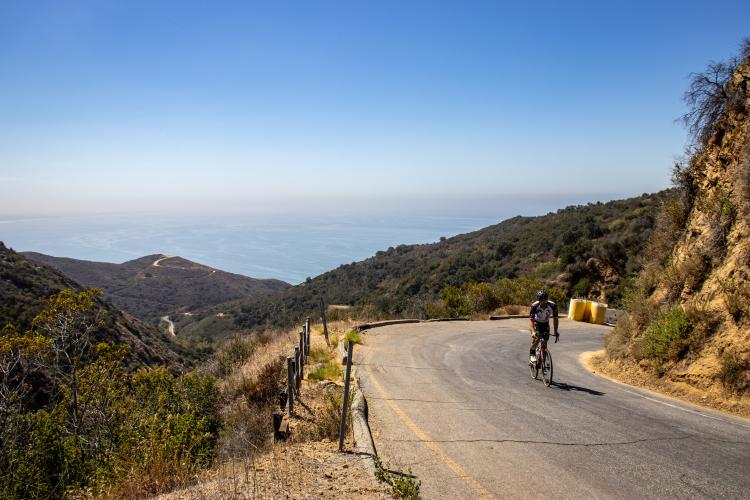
[0, 324, 49, 413]
[31, 289, 104, 438]
[681, 38, 749, 147]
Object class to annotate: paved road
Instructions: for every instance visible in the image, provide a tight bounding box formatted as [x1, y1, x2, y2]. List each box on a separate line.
[356, 319, 750, 499]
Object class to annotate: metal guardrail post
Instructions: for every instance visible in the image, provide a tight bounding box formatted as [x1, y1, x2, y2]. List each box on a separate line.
[287, 356, 294, 416]
[338, 340, 354, 451]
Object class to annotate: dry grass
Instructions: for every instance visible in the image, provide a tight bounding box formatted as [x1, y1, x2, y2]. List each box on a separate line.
[157, 441, 390, 499]
[214, 328, 297, 464]
[719, 350, 750, 394]
[95, 453, 201, 499]
[308, 344, 332, 363]
[152, 317, 382, 498]
[719, 275, 750, 323]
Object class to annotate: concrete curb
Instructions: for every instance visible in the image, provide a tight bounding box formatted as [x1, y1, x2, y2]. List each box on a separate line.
[349, 371, 378, 477]
[356, 319, 420, 331]
[351, 375, 377, 456]
[337, 338, 348, 364]
[356, 317, 472, 332]
[489, 314, 529, 320]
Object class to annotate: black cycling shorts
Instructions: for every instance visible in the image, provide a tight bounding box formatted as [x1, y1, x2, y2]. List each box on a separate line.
[533, 322, 550, 341]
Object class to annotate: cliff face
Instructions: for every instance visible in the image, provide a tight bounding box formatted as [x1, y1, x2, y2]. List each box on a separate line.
[665, 58, 750, 389]
[608, 50, 750, 402]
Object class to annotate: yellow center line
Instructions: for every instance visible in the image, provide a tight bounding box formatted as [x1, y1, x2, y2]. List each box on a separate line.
[363, 344, 494, 499]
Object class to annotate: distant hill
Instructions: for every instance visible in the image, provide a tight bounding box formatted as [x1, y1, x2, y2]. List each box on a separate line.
[22, 252, 291, 324]
[1, 242, 188, 369]
[176, 191, 670, 340]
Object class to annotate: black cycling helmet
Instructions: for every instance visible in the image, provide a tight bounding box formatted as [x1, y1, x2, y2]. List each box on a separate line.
[536, 290, 548, 300]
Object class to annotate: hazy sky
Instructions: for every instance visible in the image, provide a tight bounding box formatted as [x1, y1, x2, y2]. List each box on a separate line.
[1, 1, 749, 216]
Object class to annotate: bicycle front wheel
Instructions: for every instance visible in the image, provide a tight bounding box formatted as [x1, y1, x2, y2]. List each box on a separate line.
[541, 350, 553, 387]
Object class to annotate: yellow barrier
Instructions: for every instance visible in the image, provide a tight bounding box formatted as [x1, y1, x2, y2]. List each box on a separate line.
[568, 298, 608, 324]
[568, 299, 587, 321]
[590, 302, 608, 325]
[582, 300, 592, 322]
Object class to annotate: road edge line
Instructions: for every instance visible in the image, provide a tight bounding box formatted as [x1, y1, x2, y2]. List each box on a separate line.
[579, 350, 750, 426]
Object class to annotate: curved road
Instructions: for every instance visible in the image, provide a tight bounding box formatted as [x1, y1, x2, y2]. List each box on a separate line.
[160, 315, 176, 336]
[356, 319, 750, 499]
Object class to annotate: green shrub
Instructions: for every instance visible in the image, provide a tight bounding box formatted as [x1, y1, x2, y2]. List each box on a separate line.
[308, 361, 342, 381]
[345, 330, 364, 345]
[214, 335, 257, 377]
[572, 278, 592, 297]
[464, 282, 500, 314]
[374, 456, 421, 499]
[640, 307, 692, 362]
[308, 345, 331, 363]
[423, 301, 447, 319]
[440, 286, 469, 318]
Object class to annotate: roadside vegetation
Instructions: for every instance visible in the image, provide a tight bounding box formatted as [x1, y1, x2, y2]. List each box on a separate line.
[429, 277, 566, 318]
[0, 289, 219, 498]
[1, 288, 383, 498]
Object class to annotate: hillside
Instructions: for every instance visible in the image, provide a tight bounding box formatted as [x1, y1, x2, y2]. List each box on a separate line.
[22, 252, 291, 324]
[601, 41, 750, 411]
[176, 190, 670, 340]
[1, 242, 188, 369]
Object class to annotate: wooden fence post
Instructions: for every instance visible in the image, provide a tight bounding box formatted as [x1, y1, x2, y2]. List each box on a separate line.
[287, 357, 294, 416]
[338, 340, 354, 451]
[298, 331, 305, 379]
[305, 317, 311, 355]
[319, 297, 329, 346]
[294, 346, 301, 393]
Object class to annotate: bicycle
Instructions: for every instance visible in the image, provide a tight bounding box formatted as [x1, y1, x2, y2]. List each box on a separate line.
[529, 333, 558, 387]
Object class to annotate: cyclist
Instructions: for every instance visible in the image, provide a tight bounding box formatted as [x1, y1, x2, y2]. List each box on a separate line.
[529, 290, 559, 363]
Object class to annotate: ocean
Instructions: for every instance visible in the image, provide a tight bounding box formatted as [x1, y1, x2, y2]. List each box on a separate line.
[0, 213, 502, 284]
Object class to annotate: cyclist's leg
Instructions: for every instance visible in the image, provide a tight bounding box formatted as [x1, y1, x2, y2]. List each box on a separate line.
[537, 322, 550, 350]
[530, 323, 541, 357]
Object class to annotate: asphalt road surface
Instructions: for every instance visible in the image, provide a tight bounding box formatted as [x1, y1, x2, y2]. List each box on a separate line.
[356, 319, 750, 499]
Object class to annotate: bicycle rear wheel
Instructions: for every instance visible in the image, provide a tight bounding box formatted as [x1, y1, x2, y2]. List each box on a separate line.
[541, 350, 553, 387]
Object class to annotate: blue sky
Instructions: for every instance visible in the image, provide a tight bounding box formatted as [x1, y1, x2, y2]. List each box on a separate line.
[1, 1, 749, 216]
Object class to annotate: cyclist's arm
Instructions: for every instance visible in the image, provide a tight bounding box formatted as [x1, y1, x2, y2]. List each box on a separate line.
[529, 304, 537, 334]
[552, 302, 559, 335]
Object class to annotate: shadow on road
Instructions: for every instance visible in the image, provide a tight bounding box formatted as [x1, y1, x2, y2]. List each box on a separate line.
[551, 381, 605, 396]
